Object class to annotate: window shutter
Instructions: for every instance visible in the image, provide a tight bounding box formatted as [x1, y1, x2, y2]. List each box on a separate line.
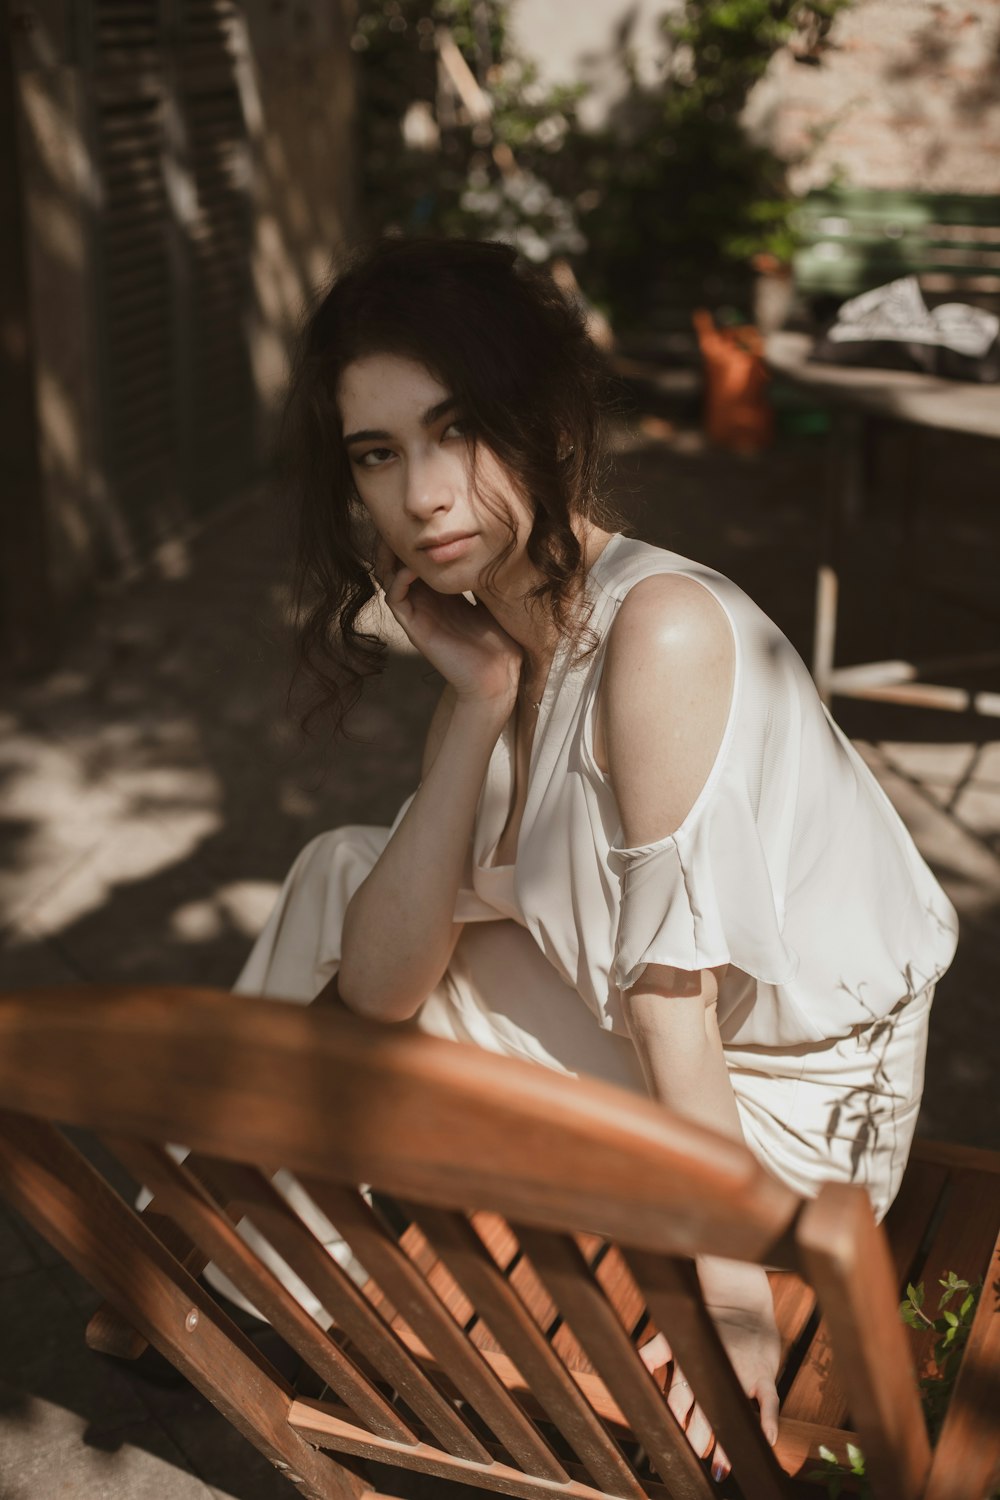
[85, 0, 258, 567]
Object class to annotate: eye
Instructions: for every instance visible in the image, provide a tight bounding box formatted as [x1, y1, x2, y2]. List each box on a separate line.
[354, 446, 395, 469]
[442, 418, 471, 441]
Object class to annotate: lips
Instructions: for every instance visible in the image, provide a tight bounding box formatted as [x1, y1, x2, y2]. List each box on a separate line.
[418, 532, 478, 563]
[418, 531, 477, 550]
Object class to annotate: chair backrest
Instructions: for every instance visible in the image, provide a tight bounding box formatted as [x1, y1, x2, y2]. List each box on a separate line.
[0, 986, 932, 1500]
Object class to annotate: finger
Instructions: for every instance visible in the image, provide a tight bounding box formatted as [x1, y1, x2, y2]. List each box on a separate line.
[684, 1401, 714, 1462]
[372, 537, 402, 592]
[637, 1332, 672, 1378]
[369, 538, 390, 590]
[665, 1372, 695, 1432]
[711, 1440, 731, 1484]
[755, 1382, 780, 1448]
[384, 564, 418, 609]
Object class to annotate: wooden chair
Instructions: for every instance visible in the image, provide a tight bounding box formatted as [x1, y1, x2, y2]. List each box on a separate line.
[0, 985, 997, 1500]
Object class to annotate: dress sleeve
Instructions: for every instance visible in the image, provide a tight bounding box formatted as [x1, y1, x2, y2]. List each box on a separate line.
[606, 762, 800, 995]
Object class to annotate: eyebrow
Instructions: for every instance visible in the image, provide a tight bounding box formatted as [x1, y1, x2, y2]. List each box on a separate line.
[343, 396, 459, 447]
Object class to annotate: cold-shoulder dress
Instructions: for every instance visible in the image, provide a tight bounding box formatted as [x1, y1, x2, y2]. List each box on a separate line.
[233, 530, 958, 1224]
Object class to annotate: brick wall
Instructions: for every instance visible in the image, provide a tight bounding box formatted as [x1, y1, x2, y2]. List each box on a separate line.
[744, 0, 1000, 194]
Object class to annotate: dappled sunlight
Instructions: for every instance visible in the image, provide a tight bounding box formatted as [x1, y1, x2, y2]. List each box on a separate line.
[853, 739, 1000, 915]
[37, 366, 84, 476]
[170, 881, 281, 945]
[20, 73, 97, 212]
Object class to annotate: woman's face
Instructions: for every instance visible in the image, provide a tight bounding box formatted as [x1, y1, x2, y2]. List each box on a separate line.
[338, 352, 532, 595]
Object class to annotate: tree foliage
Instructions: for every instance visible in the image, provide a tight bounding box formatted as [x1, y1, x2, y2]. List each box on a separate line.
[350, 0, 855, 325]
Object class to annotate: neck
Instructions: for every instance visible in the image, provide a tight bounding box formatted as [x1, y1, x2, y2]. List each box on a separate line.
[474, 521, 613, 675]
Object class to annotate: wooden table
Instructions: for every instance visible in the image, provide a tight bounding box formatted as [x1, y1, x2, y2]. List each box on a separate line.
[765, 331, 1000, 718]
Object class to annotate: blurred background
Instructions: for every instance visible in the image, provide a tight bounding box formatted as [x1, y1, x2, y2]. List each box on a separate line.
[1, 2, 999, 1493]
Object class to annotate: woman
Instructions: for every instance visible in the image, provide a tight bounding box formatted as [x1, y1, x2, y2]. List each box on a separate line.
[233, 236, 959, 1475]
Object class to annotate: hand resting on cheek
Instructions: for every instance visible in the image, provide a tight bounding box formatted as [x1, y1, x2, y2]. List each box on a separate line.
[370, 533, 524, 710]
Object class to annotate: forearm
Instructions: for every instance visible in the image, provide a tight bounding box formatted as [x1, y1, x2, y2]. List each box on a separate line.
[337, 696, 508, 1021]
[623, 972, 773, 1312]
[622, 968, 744, 1140]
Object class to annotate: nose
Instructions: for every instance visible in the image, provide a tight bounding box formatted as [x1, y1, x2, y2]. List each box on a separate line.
[402, 444, 458, 521]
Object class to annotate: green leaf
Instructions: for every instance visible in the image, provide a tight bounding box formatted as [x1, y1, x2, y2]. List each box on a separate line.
[907, 1281, 925, 1309]
[943, 1310, 960, 1327]
[847, 1441, 866, 1473]
[818, 1445, 838, 1464]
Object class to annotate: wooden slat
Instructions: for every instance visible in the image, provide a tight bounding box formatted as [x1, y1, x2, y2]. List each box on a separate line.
[105, 1138, 416, 1446]
[469, 1310, 846, 1476]
[416, 1218, 648, 1377]
[85, 1300, 150, 1360]
[768, 1270, 815, 1376]
[625, 1249, 788, 1500]
[390, 1219, 478, 1330]
[908, 1139, 1000, 1175]
[772, 1417, 864, 1481]
[903, 1168, 1000, 1380]
[359, 1316, 629, 1437]
[782, 1151, 949, 1425]
[192, 1159, 494, 1461]
[511, 1223, 715, 1500]
[86, 1204, 210, 1359]
[402, 1202, 647, 1499]
[923, 1224, 1000, 1500]
[300, 1181, 568, 1482]
[883, 1155, 950, 1288]
[796, 1183, 931, 1500]
[591, 1243, 648, 1342]
[473, 1216, 564, 1351]
[291, 1396, 628, 1500]
[0, 1113, 361, 1500]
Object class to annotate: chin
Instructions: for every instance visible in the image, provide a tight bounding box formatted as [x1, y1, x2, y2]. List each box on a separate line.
[421, 569, 483, 596]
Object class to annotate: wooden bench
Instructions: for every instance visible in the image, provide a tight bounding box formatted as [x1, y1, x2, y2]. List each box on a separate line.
[791, 188, 1000, 312]
[0, 985, 997, 1500]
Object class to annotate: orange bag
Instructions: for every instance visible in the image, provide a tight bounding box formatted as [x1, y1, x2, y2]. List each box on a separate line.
[693, 308, 774, 454]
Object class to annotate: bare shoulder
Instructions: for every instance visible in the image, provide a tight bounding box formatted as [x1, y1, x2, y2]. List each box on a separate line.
[595, 572, 735, 842]
[607, 571, 733, 658]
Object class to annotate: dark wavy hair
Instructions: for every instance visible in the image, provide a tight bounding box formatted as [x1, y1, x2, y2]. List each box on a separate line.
[279, 236, 627, 740]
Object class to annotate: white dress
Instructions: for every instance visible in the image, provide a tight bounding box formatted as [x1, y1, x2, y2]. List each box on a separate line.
[233, 531, 958, 1223]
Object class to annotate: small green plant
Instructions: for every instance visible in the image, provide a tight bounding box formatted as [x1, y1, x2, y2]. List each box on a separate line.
[807, 1441, 871, 1499]
[805, 1272, 984, 1498]
[900, 1271, 983, 1443]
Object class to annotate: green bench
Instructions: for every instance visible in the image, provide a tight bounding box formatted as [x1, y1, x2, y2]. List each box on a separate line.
[791, 187, 1000, 309]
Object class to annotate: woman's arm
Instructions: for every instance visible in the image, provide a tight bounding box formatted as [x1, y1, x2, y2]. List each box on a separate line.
[334, 545, 522, 1023]
[600, 573, 779, 1460]
[336, 684, 508, 1021]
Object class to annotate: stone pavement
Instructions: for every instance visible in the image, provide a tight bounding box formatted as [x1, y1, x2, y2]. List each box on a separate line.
[1, 411, 998, 1497]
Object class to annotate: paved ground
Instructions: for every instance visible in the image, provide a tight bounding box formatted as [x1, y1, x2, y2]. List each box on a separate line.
[1, 405, 998, 1498]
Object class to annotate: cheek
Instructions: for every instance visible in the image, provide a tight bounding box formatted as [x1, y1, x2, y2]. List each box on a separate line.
[474, 458, 533, 535]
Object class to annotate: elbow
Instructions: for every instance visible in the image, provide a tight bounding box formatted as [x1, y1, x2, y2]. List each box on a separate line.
[336, 965, 425, 1025]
